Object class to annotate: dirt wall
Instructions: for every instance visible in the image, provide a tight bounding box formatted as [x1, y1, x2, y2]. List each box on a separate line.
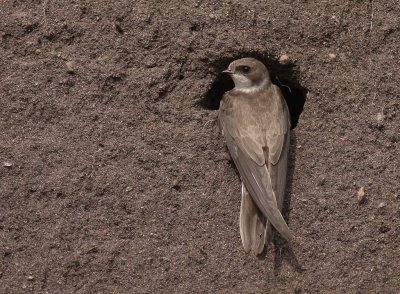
[1, 1, 399, 293]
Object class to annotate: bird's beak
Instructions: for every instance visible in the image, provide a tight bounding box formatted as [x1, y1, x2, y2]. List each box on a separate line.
[222, 69, 233, 75]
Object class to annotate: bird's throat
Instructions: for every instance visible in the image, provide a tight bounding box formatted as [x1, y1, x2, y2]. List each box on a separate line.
[233, 79, 269, 94]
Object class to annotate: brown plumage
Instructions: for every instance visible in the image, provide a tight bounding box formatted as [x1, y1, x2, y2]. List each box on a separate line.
[218, 58, 293, 255]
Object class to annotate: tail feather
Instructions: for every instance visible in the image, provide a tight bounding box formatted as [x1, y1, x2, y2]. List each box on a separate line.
[240, 184, 267, 255]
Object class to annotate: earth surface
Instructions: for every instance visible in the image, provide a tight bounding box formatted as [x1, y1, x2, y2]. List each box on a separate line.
[1, 1, 399, 293]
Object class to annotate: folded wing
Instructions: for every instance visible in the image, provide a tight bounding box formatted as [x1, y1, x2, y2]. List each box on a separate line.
[219, 96, 293, 242]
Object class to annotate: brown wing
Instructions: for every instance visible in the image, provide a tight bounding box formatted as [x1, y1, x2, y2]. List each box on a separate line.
[266, 85, 290, 165]
[264, 86, 291, 243]
[267, 86, 291, 211]
[219, 94, 293, 242]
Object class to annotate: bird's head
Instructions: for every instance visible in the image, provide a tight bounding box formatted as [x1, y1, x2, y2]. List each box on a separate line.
[222, 58, 271, 93]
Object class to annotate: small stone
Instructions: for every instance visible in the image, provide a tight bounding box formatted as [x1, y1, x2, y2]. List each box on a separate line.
[125, 186, 133, 192]
[172, 180, 181, 191]
[59, 78, 67, 85]
[223, 152, 232, 162]
[328, 53, 337, 60]
[278, 54, 290, 65]
[3, 161, 12, 167]
[376, 112, 384, 123]
[357, 186, 366, 203]
[378, 202, 385, 208]
[27, 275, 34, 280]
[65, 61, 75, 74]
[331, 15, 340, 24]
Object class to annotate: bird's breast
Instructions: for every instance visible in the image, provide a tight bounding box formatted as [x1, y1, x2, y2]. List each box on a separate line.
[232, 90, 283, 137]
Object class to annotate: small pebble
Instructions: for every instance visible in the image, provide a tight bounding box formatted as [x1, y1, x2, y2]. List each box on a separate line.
[278, 54, 290, 65]
[172, 179, 181, 191]
[223, 152, 232, 162]
[328, 53, 337, 60]
[331, 15, 340, 24]
[27, 275, 34, 280]
[376, 112, 384, 123]
[357, 186, 366, 203]
[65, 61, 75, 74]
[3, 161, 12, 167]
[378, 202, 385, 208]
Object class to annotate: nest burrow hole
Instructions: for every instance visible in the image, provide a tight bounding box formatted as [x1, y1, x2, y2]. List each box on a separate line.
[201, 52, 308, 129]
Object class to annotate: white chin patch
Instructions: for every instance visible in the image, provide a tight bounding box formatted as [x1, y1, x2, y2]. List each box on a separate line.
[232, 75, 267, 94]
[232, 74, 252, 89]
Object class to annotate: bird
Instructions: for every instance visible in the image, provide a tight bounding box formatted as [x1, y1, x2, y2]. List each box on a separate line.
[218, 57, 293, 255]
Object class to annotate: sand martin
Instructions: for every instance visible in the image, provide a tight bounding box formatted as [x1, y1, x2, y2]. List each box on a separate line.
[219, 58, 293, 255]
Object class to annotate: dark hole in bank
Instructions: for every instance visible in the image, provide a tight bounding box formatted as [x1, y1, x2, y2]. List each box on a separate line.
[200, 52, 308, 129]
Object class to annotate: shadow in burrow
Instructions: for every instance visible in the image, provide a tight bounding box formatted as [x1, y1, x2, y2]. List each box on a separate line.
[200, 52, 307, 270]
[199, 51, 307, 129]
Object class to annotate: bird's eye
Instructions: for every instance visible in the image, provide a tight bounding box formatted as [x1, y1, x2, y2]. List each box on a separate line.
[237, 65, 251, 74]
